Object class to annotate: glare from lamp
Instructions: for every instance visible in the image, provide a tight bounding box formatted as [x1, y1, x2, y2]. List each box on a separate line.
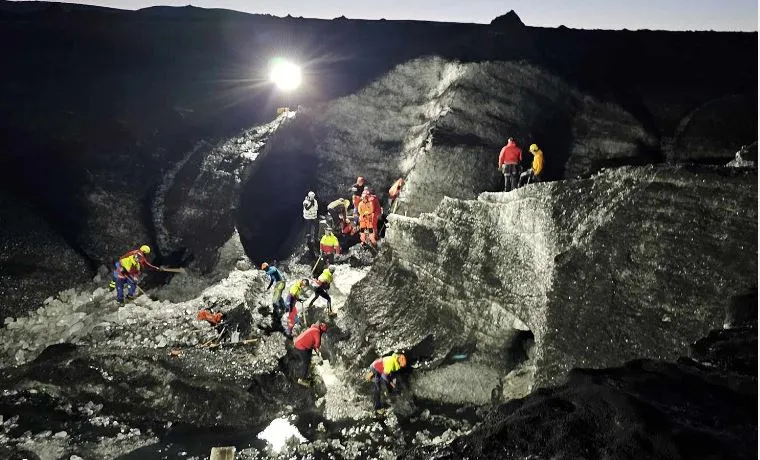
[269, 58, 302, 91]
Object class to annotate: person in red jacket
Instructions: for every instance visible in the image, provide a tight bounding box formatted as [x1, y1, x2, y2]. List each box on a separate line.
[367, 187, 382, 238]
[497, 137, 523, 192]
[293, 322, 328, 386]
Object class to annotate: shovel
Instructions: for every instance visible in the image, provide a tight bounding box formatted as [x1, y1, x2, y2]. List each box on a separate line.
[160, 267, 186, 274]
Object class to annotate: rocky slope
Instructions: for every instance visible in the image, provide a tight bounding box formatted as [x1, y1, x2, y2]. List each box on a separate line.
[337, 165, 757, 402]
[0, 3, 756, 317]
[406, 309, 758, 460]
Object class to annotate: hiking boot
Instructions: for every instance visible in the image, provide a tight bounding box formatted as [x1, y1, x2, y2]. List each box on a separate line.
[296, 378, 310, 387]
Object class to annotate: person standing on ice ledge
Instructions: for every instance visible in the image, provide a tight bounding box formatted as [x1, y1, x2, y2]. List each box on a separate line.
[498, 137, 522, 192]
[303, 190, 319, 250]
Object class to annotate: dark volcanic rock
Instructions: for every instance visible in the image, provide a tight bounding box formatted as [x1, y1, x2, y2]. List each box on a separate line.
[0, 194, 91, 323]
[338, 165, 757, 397]
[407, 355, 757, 460]
[0, 343, 309, 436]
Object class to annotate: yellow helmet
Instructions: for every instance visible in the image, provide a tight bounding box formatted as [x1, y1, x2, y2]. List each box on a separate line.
[529, 144, 539, 153]
[140, 245, 151, 254]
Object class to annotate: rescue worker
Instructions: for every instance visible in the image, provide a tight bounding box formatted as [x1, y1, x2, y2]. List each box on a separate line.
[519, 143, 545, 187]
[357, 190, 377, 249]
[303, 191, 319, 249]
[350, 176, 367, 212]
[307, 265, 336, 316]
[368, 353, 407, 411]
[327, 198, 351, 230]
[388, 178, 404, 214]
[261, 262, 287, 313]
[111, 245, 160, 304]
[498, 137, 523, 192]
[367, 187, 382, 238]
[293, 322, 328, 386]
[319, 228, 341, 265]
[285, 278, 311, 337]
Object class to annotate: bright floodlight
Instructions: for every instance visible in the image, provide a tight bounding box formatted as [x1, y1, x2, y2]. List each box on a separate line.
[269, 58, 302, 91]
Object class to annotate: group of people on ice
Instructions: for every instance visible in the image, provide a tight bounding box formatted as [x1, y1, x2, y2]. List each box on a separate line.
[107, 138, 543, 411]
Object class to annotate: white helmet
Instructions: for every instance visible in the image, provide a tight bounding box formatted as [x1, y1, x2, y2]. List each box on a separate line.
[307, 191, 316, 199]
[328, 265, 336, 273]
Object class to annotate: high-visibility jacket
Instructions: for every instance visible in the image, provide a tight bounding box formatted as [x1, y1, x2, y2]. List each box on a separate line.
[388, 178, 404, 199]
[120, 249, 159, 272]
[498, 139, 522, 166]
[320, 233, 341, 254]
[369, 194, 382, 223]
[328, 198, 350, 211]
[371, 354, 402, 379]
[303, 197, 318, 220]
[532, 150, 544, 176]
[118, 254, 142, 277]
[316, 269, 333, 288]
[289, 280, 307, 298]
[294, 325, 322, 351]
[357, 200, 374, 229]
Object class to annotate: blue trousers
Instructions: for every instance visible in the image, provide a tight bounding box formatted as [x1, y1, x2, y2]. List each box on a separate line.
[113, 263, 137, 302]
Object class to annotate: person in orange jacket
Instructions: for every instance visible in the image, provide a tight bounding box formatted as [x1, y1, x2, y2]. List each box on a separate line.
[367, 188, 382, 237]
[357, 190, 377, 248]
[498, 137, 523, 192]
[388, 178, 404, 213]
[293, 322, 328, 386]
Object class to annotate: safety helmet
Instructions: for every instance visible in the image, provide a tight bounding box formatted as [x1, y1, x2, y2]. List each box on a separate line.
[328, 265, 336, 273]
[343, 198, 351, 207]
[529, 144, 539, 153]
[301, 278, 310, 286]
[507, 137, 514, 143]
[396, 353, 407, 367]
[140, 245, 151, 254]
[261, 262, 269, 270]
[307, 191, 316, 199]
[357, 176, 365, 185]
[325, 227, 333, 234]
[318, 322, 328, 332]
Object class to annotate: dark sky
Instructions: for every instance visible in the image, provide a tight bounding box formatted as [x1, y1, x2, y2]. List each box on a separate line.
[35, 0, 759, 31]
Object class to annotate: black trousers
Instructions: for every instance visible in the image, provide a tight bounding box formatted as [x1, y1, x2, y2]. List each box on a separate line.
[304, 219, 319, 242]
[371, 369, 392, 409]
[308, 285, 331, 308]
[502, 164, 520, 192]
[295, 347, 312, 379]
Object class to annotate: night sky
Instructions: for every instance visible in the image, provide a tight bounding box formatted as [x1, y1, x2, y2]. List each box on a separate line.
[30, 0, 759, 31]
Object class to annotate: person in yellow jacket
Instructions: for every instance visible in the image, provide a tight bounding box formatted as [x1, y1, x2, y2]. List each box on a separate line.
[319, 228, 341, 265]
[110, 245, 160, 304]
[307, 265, 336, 316]
[368, 353, 408, 410]
[519, 143, 544, 187]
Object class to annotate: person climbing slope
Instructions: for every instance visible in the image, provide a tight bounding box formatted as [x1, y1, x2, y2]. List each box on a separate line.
[498, 137, 523, 192]
[261, 262, 287, 313]
[387, 178, 405, 214]
[110, 245, 160, 304]
[293, 322, 328, 386]
[519, 143, 545, 187]
[319, 228, 341, 266]
[367, 353, 407, 411]
[283, 278, 311, 337]
[307, 265, 336, 317]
